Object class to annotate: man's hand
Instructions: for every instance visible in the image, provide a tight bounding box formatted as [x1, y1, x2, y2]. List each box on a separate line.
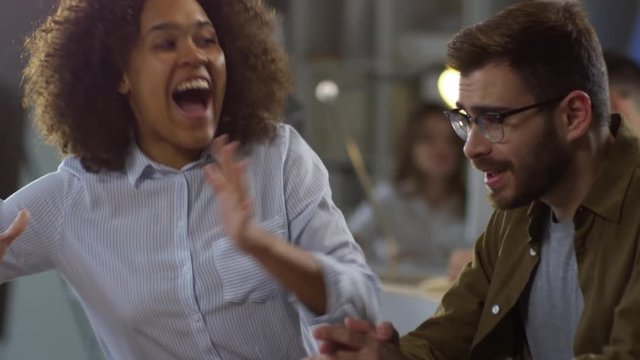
[306, 317, 409, 360]
[0, 210, 29, 258]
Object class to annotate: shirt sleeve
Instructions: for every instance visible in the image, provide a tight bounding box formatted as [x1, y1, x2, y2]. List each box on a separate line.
[282, 126, 381, 324]
[347, 183, 394, 238]
[346, 200, 376, 240]
[347, 184, 395, 263]
[0, 170, 73, 282]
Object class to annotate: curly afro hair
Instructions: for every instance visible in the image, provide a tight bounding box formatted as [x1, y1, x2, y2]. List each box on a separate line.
[23, 0, 292, 172]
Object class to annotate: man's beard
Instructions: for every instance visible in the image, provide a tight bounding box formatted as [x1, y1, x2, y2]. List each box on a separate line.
[476, 117, 572, 209]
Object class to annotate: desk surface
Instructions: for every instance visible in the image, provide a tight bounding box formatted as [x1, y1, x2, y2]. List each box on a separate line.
[381, 275, 451, 301]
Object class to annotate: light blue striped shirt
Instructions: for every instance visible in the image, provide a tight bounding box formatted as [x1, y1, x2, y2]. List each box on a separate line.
[0, 124, 380, 359]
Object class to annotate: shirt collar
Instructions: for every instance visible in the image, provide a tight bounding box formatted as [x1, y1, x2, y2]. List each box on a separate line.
[581, 114, 639, 222]
[123, 144, 214, 187]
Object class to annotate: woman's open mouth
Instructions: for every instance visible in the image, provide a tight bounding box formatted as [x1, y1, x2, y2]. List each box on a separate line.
[171, 78, 213, 120]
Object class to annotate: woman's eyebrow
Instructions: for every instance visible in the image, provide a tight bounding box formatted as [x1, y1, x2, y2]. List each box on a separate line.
[146, 20, 214, 36]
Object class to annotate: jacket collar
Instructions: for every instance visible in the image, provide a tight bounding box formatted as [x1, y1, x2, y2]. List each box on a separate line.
[526, 114, 639, 234]
[581, 114, 639, 223]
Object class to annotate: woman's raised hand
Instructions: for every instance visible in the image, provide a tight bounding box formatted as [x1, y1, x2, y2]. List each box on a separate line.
[204, 135, 262, 253]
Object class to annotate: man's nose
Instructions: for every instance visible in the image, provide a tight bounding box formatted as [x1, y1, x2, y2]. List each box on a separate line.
[463, 124, 492, 160]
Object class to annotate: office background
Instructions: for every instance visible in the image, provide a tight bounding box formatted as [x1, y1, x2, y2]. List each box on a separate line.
[0, 1, 638, 359]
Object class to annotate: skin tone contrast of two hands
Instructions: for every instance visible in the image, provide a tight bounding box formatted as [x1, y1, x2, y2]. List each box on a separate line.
[306, 317, 410, 360]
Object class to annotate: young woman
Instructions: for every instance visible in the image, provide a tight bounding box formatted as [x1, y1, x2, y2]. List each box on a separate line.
[349, 102, 468, 278]
[0, 0, 379, 358]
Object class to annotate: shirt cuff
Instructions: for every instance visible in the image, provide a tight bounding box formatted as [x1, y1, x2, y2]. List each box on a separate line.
[296, 251, 380, 325]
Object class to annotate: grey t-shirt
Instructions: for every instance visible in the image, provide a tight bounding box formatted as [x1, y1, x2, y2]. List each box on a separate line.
[522, 213, 584, 360]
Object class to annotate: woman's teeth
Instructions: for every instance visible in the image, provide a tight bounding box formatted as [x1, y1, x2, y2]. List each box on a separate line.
[175, 79, 210, 92]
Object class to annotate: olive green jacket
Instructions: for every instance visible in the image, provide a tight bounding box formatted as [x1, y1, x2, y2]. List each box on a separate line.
[400, 115, 640, 359]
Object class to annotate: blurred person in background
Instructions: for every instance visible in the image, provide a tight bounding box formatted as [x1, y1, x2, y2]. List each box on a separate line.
[604, 50, 640, 134]
[0, 0, 379, 358]
[348, 102, 471, 280]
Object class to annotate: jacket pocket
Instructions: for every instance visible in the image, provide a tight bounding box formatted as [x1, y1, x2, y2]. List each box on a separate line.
[212, 216, 286, 302]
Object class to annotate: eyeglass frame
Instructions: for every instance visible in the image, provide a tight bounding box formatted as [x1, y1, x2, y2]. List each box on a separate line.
[443, 95, 566, 143]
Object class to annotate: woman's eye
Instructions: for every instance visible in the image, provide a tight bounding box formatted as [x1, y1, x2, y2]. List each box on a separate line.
[197, 37, 218, 46]
[154, 39, 176, 50]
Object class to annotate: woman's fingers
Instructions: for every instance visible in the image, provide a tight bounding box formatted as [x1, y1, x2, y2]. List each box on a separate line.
[209, 135, 251, 203]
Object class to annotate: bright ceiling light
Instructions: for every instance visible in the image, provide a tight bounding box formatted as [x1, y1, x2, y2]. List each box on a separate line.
[437, 67, 460, 109]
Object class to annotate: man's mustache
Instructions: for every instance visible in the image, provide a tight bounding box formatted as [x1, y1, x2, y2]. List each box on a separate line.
[471, 157, 512, 173]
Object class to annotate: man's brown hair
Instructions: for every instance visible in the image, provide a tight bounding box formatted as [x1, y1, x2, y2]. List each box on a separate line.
[447, 1, 609, 126]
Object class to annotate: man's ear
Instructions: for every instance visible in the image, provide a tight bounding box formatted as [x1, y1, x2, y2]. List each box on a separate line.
[561, 90, 592, 142]
[118, 75, 131, 95]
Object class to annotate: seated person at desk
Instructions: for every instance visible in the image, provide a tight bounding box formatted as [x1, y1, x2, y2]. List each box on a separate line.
[0, 0, 379, 359]
[310, 1, 640, 359]
[348, 102, 470, 278]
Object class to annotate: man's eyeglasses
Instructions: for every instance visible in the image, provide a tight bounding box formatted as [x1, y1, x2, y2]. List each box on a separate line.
[443, 95, 566, 143]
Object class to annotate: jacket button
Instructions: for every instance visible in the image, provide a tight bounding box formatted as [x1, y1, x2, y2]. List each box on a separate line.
[529, 248, 537, 256]
[492, 304, 500, 315]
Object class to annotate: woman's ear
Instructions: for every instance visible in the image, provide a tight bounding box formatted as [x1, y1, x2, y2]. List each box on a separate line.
[118, 75, 131, 95]
[561, 90, 592, 142]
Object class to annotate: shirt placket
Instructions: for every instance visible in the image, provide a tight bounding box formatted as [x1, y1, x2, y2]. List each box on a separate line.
[175, 173, 221, 359]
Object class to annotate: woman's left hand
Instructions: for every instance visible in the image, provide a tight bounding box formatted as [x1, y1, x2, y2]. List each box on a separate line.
[204, 135, 327, 314]
[204, 135, 263, 253]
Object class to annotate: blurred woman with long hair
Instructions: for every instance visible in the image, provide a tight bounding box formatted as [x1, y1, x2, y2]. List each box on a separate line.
[349, 102, 468, 277]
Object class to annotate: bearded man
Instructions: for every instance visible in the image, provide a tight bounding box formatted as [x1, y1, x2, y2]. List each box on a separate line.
[308, 1, 640, 359]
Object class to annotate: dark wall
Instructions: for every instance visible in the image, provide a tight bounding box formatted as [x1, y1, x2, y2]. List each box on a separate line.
[0, 80, 24, 339]
[0, 84, 23, 199]
[582, 0, 639, 52]
[0, 0, 54, 338]
[491, 0, 639, 53]
[1, 0, 56, 192]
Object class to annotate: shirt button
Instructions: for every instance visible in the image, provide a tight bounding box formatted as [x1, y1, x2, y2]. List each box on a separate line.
[529, 248, 537, 256]
[183, 265, 191, 274]
[491, 304, 500, 315]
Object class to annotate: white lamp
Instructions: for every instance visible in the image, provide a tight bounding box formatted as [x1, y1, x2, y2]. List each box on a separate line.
[314, 80, 340, 104]
[437, 67, 460, 109]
